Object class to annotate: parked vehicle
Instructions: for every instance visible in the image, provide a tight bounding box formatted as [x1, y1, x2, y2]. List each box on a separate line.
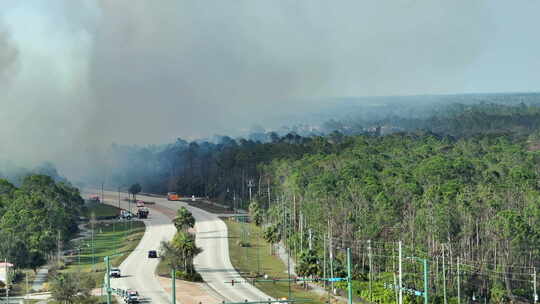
[110, 267, 121, 278]
[136, 200, 144, 207]
[137, 207, 149, 219]
[120, 210, 133, 220]
[148, 250, 157, 258]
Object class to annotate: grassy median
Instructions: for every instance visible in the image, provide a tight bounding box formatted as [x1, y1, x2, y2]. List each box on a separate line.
[82, 202, 120, 218]
[62, 220, 145, 287]
[224, 218, 330, 304]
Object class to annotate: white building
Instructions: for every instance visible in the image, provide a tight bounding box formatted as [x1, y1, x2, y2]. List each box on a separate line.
[0, 262, 13, 285]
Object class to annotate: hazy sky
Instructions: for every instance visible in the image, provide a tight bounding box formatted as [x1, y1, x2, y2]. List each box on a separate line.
[1, 0, 540, 174]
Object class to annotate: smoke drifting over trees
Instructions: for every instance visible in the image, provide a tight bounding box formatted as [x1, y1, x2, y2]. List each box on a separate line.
[1, 1, 540, 179]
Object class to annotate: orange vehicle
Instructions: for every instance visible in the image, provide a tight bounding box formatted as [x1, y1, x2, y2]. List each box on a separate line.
[167, 192, 180, 201]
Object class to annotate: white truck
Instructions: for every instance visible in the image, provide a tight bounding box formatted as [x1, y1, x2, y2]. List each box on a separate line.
[109, 267, 121, 278]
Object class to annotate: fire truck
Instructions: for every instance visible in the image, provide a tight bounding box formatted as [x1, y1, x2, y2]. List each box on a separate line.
[167, 192, 180, 201]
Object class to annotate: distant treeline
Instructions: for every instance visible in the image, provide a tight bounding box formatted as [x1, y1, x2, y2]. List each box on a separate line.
[108, 102, 540, 198]
[0, 161, 67, 186]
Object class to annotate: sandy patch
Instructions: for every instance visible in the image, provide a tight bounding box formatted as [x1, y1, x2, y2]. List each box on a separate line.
[158, 276, 221, 304]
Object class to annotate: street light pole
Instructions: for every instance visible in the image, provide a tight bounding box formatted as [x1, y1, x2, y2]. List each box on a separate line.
[423, 258, 429, 304]
[105, 256, 112, 304]
[5, 258, 9, 304]
[533, 267, 538, 304]
[91, 214, 96, 272]
[398, 241, 403, 304]
[233, 191, 237, 213]
[347, 248, 353, 304]
[172, 268, 176, 304]
[248, 179, 254, 204]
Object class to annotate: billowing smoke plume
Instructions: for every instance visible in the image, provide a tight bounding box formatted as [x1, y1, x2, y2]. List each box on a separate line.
[0, 1, 503, 179]
[0, 28, 17, 80]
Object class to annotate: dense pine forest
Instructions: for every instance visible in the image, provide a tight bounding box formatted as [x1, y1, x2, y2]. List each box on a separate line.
[106, 101, 540, 303]
[0, 175, 83, 271]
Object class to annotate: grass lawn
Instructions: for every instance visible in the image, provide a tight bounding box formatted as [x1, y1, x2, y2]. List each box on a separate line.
[186, 200, 235, 214]
[2, 269, 37, 296]
[62, 220, 146, 287]
[224, 218, 331, 304]
[82, 202, 121, 219]
[156, 256, 170, 277]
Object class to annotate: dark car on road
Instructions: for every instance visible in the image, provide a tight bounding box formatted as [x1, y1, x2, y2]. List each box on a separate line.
[148, 250, 157, 258]
[124, 290, 139, 303]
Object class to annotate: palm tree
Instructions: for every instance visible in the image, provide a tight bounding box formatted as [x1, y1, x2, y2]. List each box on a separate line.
[129, 183, 142, 202]
[173, 207, 196, 232]
[160, 240, 184, 271]
[161, 232, 202, 275]
[172, 232, 202, 274]
[263, 224, 281, 255]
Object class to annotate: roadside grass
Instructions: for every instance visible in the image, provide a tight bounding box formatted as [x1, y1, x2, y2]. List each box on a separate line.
[186, 200, 234, 214]
[62, 221, 146, 287]
[82, 202, 120, 218]
[224, 218, 330, 304]
[2, 269, 37, 296]
[156, 257, 169, 277]
[48, 297, 118, 304]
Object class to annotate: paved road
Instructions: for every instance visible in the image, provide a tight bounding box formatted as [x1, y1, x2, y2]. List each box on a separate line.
[31, 267, 48, 292]
[90, 190, 272, 303]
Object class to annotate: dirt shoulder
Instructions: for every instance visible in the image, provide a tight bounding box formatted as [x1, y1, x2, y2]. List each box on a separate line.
[158, 276, 221, 304]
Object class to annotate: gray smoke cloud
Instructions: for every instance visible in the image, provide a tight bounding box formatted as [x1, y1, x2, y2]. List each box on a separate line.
[0, 0, 496, 179]
[0, 24, 18, 84]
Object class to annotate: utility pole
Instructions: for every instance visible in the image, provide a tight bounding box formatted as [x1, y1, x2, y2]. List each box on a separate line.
[308, 229, 312, 250]
[91, 213, 96, 272]
[57, 230, 62, 266]
[442, 245, 448, 304]
[248, 179, 254, 204]
[257, 229, 261, 275]
[368, 240, 373, 301]
[267, 178, 271, 209]
[172, 268, 176, 304]
[105, 256, 112, 304]
[533, 267, 537, 304]
[329, 225, 334, 293]
[423, 258, 429, 304]
[129, 197, 132, 232]
[347, 248, 353, 304]
[300, 214, 303, 253]
[233, 191, 237, 213]
[323, 235, 327, 289]
[286, 210, 292, 300]
[398, 241, 403, 304]
[5, 258, 9, 304]
[457, 257, 461, 304]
